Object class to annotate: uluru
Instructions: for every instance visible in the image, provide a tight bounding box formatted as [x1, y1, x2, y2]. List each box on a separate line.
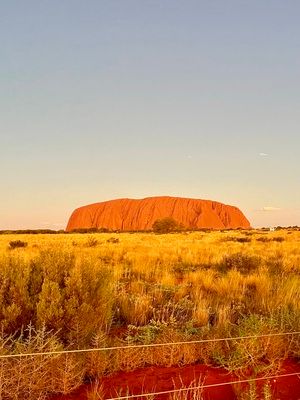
[66, 196, 250, 231]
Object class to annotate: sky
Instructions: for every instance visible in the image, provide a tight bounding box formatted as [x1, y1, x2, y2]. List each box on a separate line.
[1, 0, 300, 229]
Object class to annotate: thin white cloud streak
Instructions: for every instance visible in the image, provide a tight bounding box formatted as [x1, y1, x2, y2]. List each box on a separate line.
[261, 206, 281, 212]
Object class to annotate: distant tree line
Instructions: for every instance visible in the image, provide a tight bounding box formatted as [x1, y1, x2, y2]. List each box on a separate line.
[1, 224, 299, 235]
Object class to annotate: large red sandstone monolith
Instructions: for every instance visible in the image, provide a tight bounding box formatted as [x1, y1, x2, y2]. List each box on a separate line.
[66, 196, 250, 231]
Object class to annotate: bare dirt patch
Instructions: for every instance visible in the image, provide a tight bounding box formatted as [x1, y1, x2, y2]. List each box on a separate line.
[52, 360, 300, 400]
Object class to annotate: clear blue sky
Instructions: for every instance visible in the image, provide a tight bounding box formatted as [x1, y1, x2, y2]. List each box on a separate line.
[1, 1, 299, 229]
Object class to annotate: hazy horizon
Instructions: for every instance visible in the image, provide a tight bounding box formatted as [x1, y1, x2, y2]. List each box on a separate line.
[1, 1, 300, 230]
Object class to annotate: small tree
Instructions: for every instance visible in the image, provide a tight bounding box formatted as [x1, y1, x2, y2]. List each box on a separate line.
[152, 217, 182, 234]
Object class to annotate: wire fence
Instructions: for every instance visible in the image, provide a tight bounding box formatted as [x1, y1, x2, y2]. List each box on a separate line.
[0, 330, 299, 359]
[0, 330, 299, 399]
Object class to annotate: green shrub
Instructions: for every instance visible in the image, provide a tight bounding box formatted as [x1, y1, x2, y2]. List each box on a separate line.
[152, 217, 183, 234]
[0, 256, 33, 332]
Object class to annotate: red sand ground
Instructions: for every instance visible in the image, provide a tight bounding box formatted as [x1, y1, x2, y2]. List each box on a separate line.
[66, 196, 251, 231]
[53, 360, 300, 400]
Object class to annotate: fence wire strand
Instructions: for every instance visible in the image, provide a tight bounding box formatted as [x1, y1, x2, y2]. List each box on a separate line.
[105, 371, 300, 400]
[0, 331, 299, 359]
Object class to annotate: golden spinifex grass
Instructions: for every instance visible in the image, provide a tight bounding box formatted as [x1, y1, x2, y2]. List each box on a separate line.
[0, 229, 299, 399]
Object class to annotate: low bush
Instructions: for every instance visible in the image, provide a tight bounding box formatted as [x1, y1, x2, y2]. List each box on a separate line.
[85, 236, 99, 247]
[8, 240, 28, 249]
[0, 325, 85, 399]
[223, 236, 251, 243]
[107, 237, 120, 244]
[219, 253, 261, 274]
[272, 236, 285, 242]
[257, 236, 285, 243]
[152, 217, 183, 234]
[70, 228, 109, 233]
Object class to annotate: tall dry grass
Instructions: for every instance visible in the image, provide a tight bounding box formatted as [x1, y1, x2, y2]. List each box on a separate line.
[0, 229, 299, 398]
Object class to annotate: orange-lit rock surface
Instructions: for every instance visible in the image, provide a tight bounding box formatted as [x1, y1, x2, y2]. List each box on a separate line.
[66, 196, 250, 231]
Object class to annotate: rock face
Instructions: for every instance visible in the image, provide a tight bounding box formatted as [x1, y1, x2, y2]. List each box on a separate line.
[66, 196, 250, 231]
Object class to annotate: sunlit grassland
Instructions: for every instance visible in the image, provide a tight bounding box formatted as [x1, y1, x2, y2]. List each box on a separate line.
[0, 229, 299, 399]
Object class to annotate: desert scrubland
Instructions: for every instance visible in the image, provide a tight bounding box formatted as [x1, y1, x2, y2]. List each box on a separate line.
[0, 229, 299, 399]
